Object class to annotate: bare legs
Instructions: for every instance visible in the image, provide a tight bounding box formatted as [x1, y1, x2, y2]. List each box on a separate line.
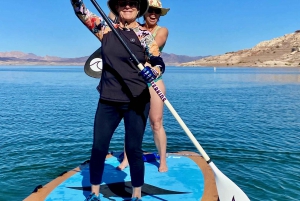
[149, 79, 168, 172]
[116, 145, 129, 170]
[117, 79, 168, 172]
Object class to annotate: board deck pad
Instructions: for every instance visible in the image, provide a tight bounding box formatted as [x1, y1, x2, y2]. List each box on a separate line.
[25, 152, 218, 201]
[47, 156, 202, 200]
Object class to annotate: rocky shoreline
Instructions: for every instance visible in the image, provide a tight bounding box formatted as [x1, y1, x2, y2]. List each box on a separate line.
[180, 32, 300, 68]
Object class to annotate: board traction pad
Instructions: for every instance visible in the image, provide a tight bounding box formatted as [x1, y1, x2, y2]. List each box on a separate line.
[24, 152, 218, 201]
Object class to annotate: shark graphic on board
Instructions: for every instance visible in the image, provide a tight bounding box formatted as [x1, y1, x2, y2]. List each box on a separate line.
[68, 181, 190, 200]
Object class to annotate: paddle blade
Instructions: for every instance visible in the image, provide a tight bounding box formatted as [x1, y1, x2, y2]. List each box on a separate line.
[209, 162, 250, 201]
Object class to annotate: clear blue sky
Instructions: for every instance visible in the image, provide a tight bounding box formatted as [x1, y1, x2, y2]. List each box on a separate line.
[1, 0, 299, 58]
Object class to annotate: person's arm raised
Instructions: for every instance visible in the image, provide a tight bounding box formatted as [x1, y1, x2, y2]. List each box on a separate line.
[154, 27, 169, 49]
[70, 0, 110, 41]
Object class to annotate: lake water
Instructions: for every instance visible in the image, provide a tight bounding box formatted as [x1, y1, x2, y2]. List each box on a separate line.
[0, 66, 299, 201]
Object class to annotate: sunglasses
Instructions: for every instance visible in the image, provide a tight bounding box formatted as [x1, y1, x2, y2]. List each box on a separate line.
[118, 1, 139, 8]
[148, 7, 161, 15]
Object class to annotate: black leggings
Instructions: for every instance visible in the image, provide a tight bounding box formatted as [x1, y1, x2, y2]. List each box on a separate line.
[89, 99, 150, 187]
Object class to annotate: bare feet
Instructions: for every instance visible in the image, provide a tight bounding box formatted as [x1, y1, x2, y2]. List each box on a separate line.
[158, 159, 168, 172]
[116, 159, 128, 170]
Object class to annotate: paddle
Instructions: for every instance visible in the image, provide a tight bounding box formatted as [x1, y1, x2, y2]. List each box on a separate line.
[90, 0, 250, 200]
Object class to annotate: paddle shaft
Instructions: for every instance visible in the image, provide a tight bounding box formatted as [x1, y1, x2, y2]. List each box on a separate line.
[90, 0, 211, 162]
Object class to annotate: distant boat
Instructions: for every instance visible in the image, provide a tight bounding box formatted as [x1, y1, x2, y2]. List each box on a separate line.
[214, 67, 216, 72]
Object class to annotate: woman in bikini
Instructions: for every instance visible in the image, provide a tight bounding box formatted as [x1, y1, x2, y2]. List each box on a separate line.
[117, 0, 170, 173]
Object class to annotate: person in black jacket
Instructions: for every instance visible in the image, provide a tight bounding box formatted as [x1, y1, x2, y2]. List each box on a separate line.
[71, 0, 165, 200]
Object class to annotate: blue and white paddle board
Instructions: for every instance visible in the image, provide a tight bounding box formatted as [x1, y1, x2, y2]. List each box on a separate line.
[24, 151, 218, 201]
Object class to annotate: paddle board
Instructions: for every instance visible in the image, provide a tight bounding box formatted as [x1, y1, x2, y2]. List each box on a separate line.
[24, 151, 218, 201]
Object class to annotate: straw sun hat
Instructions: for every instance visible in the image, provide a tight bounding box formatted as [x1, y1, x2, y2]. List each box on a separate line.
[107, 0, 149, 17]
[148, 0, 170, 16]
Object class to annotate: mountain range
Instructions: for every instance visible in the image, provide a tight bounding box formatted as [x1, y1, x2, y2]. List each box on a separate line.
[0, 51, 206, 66]
[2, 31, 300, 67]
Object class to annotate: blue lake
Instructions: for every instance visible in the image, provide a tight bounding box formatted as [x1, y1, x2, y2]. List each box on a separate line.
[0, 66, 299, 201]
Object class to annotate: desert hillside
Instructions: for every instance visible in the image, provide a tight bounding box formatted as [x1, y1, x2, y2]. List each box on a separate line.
[181, 31, 300, 67]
